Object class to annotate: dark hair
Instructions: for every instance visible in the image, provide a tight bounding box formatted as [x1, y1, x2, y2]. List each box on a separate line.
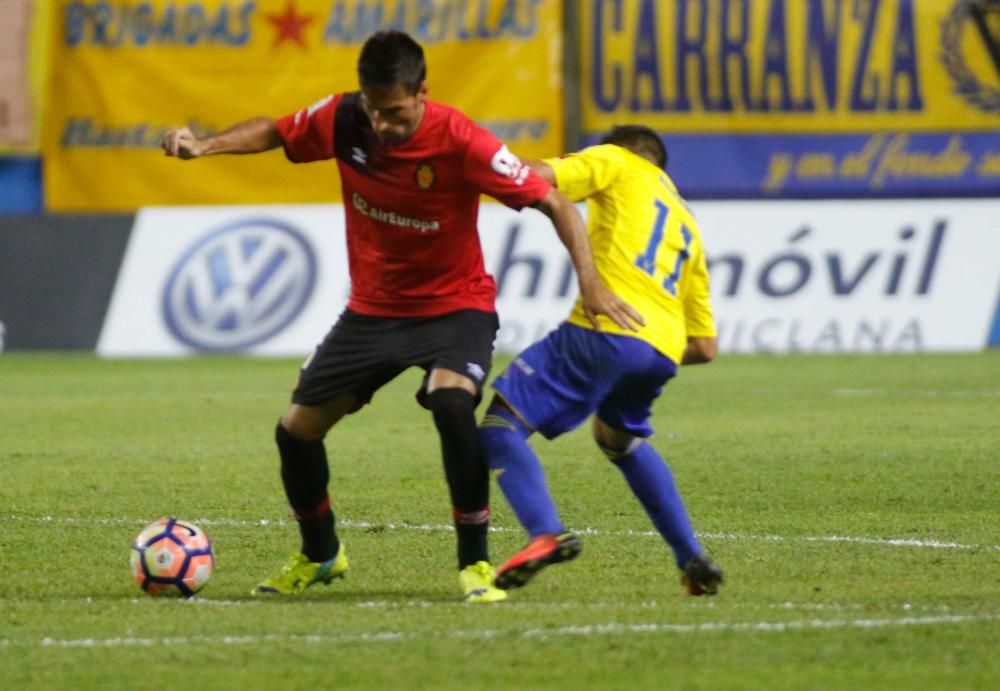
[357, 30, 427, 93]
[600, 125, 668, 169]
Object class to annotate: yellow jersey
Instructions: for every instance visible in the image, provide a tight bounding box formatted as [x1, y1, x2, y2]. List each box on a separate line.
[546, 144, 716, 364]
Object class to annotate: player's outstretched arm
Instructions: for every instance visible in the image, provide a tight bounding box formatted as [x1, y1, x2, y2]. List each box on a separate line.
[534, 187, 644, 332]
[162, 117, 282, 160]
[526, 159, 556, 185]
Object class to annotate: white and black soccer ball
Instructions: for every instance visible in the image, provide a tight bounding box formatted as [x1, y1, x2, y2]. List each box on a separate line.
[130, 518, 214, 597]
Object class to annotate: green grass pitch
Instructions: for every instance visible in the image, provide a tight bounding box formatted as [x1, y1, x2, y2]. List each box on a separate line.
[1, 352, 998, 689]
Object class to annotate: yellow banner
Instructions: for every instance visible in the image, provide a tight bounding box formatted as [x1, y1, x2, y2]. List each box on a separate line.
[44, 0, 563, 211]
[581, 0, 1000, 132]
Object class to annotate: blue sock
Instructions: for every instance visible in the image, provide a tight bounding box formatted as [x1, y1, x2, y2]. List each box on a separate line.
[608, 441, 701, 568]
[479, 407, 564, 538]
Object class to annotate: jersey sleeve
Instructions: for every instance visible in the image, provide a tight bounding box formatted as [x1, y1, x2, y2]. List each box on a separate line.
[461, 124, 550, 209]
[275, 94, 340, 163]
[682, 227, 717, 338]
[544, 144, 625, 202]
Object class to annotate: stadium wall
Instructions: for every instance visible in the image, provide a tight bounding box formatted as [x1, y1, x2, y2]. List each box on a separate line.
[0, 158, 43, 213]
[1, 202, 998, 355]
[0, 214, 132, 350]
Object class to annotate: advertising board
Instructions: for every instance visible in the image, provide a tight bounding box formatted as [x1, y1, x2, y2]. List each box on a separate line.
[97, 199, 1000, 356]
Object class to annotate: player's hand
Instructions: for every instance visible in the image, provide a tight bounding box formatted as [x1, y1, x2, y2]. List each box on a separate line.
[161, 127, 203, 159]
[580, 281, 645, 332]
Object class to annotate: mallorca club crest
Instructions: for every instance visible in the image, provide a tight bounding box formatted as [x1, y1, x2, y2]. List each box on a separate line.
[940, 0, 1000, 112]
[415, 162, 435, 190]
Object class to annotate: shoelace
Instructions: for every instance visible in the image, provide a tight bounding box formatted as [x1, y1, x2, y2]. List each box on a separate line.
[279, 554, 308, 575]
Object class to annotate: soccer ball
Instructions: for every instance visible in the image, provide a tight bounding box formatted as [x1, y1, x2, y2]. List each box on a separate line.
[130, 518, 214, 597]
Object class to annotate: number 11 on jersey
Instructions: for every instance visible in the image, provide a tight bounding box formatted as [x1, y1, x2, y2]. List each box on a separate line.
[635, 199, 692, 297]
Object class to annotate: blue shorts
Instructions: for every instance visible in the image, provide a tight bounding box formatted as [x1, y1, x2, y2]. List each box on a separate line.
[491, 323, 678, 440]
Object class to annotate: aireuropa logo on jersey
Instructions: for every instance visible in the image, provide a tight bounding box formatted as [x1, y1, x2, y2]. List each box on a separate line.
[161, 219, 317, 352]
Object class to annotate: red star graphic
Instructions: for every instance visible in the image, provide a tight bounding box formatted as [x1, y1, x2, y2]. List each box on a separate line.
[264, 1, 316, 49]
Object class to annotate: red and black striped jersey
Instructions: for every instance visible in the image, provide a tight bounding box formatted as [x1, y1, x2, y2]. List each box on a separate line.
[277, 93, 550, 317]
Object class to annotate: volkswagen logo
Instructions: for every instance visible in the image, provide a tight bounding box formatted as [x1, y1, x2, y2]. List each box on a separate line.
[162, 219, 317, 351]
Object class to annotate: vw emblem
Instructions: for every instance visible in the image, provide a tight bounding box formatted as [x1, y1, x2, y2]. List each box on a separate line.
[162, 219, 317, 351]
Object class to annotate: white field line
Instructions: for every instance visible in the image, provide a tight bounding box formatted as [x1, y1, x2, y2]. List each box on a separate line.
[834, 388, 1000, 398]
[4, 513, 999, 552]
[1, 597, 962, 615]
[0, 614, 995, 649]
[191, 601, 967, 616]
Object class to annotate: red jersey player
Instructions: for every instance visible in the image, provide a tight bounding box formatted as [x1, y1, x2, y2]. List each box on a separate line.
[162, 30, 641, 602]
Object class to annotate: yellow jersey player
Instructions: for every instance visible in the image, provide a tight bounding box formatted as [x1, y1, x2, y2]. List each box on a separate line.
[479, 125, 723, 596]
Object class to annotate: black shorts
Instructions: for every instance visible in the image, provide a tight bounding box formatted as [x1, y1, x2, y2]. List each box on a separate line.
[292, 308, 500, 410]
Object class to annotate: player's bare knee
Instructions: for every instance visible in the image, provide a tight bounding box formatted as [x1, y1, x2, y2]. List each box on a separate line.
[279, 414, 320, 441]
[592, 417, 633, 458]
[281, 404, 335, 441]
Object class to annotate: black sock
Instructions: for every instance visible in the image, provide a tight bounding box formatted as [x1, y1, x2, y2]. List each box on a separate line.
[275, 422, 340, 562]
[426, 388, 490, 568]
